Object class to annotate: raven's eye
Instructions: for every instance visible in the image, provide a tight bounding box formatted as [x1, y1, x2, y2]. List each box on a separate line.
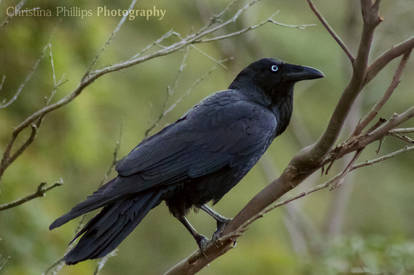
[270, 64, 279, 72]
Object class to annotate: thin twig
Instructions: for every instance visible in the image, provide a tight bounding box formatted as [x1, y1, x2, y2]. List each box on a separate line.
[129, 30, 178, 60]
[0, 44, 48, 109]
[366, 107, 414, 144]
[85, 0, 138, 75]
[0, 180, 63, 211]
[260, 155, 320, 255]
[305, 0, 355, 63]
[163, 57, 231, 117]
[90, 0, 257, 78]
[353, 50, 412, 135]
[0, 0, 27, 29]
[145, 46, 190, 137]
[257, 145, 414, 217]
[352, 145, 414, 170]
[46, 43, 67, 105]
[323, 107, 414, 165]
[0, 75, 6, 93]
[388, 132, 414, 144]
[214, 0, 241, 20]
[197, 13, 314, 43]
[390, 127, 414, 134]
[166, 31, 229, 70]
[93, 250, 118, 275]
[0, 254, 10, 272]
[262, 150, 361, 218]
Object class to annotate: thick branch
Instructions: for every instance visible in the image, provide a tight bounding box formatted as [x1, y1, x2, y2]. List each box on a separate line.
[365, 36, 414, 84]
[296, 0, 381, 163]
[326, 107, 414, 162]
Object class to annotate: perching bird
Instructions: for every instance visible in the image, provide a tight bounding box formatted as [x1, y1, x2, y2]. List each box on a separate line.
[50, 58, 323, 264]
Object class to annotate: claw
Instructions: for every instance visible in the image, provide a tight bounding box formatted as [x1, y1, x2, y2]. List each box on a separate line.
[212, 218, 231, 241]
[195, 234, 209, 256]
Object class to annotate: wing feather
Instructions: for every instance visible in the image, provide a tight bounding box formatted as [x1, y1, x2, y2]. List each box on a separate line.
[115, 91, 277, 190]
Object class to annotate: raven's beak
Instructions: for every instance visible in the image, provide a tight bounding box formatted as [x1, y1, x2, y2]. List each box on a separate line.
[283, 64, 324, 82]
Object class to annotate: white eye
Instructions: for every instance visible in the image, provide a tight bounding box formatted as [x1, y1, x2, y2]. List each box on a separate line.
[270, 64, 279, 72]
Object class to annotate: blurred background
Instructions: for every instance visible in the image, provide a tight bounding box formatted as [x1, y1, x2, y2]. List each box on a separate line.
[1, 0, 414, 274]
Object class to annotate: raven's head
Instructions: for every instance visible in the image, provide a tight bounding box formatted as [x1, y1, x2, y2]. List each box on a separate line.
[229, 58, 324, 99]
[229, 58, 324, 135]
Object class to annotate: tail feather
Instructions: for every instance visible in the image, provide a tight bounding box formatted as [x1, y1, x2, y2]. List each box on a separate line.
[50, 177, 140, 230]
[49, 178, 116, 230]
[64, 190, 163, 264]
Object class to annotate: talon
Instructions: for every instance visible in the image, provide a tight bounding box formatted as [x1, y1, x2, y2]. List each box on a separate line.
[195, 235, 209, 256]
[212, 218, 232, 241]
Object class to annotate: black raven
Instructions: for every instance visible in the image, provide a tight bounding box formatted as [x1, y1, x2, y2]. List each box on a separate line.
[50, 58, 323, 264]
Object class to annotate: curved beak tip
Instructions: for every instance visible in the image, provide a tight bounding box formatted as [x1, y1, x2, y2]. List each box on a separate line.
[304, 66, 325, 80]
[284, 64, 325, 82]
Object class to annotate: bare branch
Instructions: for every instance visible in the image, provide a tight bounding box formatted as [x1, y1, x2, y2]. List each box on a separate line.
[0, 75, 5, 93]
[366, 107, 414, 143]
[145, 46, 190, 137]
[0, 44, 48, 109]
[93, 250, 118, 275]
[365, 36, 414, 84]
[352, 145, 414, 170]
[390, 127, 414, 134]
[91, 0, 305, 79]
[305, 0, 355, 62]
[213, 0, 241, 20]
[85, 0, 137, 74]
[258, 145, 412, 215]
[389, 132, 414, 144]
[248, 144, 414, 223]
[353, 50, 412, 135]
[0, 254, 10, 272]
[260, 155, 320, 255]
[324, 107, 414, 164]
[48, 43, 57, 87]
[197, 13, 314, 43]
[0, 180, 63, 211]
[163, 57, 231, 118]
[297, 0, 382, 163]
[129, 30, 179, 60]
[45, 43, 67, 105]
[0, 0, 27, 29]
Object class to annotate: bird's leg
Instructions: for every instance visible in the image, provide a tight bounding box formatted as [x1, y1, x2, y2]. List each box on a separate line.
[177, 215, 209, 255]
[201, 204, 232, 240]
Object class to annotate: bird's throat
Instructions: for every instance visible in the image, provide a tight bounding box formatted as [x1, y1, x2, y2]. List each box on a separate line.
[271, 86, 294, 136]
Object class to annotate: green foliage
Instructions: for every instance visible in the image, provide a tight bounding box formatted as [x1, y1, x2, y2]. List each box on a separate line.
[303, 236, 414, 275]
